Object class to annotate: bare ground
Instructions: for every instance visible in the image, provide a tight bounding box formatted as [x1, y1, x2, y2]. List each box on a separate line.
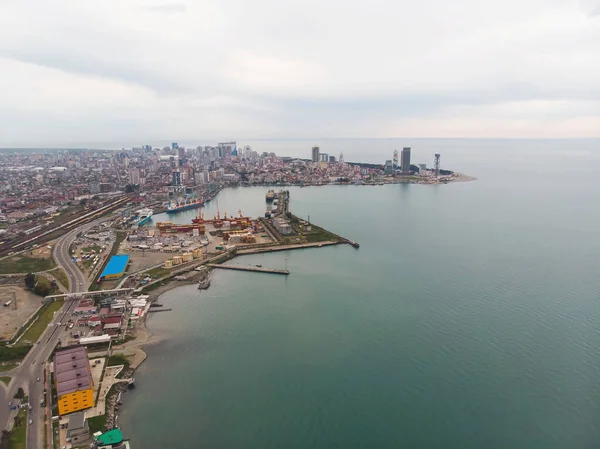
[0, 286, 44, 339]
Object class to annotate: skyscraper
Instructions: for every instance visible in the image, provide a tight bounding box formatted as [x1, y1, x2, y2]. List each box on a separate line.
[172, 142, 179, 150]
[401, 147, 411, 174]
[312, 146, 320, 163]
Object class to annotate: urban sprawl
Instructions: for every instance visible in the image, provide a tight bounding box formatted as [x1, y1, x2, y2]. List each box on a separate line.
[0, 142, 473, 449]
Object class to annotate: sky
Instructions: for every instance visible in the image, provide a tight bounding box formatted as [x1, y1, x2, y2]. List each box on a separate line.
[0, 0, 599, 145]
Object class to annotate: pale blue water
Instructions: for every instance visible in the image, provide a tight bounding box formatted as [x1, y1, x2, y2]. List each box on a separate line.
[120, 139, 600, 449]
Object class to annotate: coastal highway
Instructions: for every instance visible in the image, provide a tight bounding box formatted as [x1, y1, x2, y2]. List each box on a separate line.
[0, 219, 104, 448]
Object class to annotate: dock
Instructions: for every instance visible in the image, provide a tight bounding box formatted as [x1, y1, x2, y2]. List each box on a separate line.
[207, 264, 290, 275]
[148, 308, 173, 313]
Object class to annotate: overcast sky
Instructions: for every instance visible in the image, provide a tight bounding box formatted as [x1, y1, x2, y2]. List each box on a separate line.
[0, 0, 599, 145]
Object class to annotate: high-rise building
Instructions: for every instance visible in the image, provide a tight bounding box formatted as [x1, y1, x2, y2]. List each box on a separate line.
[434, 153, 441, 177]
[172, 142, 179, 150]
[329, 155, 336, 163]
[320, 153, 329, 162]
[128, 169, 140, 185]
[172, 170, 181, 186]
[312, 146, 320, 163]
[339, 152, 344, 164]
[401, 147, 411, 174]
[54, 346, 95, 416]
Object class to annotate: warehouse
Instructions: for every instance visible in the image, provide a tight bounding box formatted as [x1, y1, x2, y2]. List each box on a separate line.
[54, 346, 95, 415]
[100, 255, 130, 280]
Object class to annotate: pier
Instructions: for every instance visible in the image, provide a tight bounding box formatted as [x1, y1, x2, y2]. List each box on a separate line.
[207, 264, 290, 275]
[148, 308, 173, 313]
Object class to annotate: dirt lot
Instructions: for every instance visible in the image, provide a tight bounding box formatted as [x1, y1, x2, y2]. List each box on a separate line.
[126, 251, 174, 274]
[0, 286, 43, 339]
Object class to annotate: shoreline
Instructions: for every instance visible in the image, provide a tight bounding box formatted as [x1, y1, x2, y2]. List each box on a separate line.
[107, 177, 476, 433]
[107, 274, 204, 429]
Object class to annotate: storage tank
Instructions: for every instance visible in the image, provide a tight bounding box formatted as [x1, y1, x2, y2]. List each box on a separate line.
[163, 259, 173, 268]
[192, 248, 203, 259]
[182, 252, 193, 262]
[172, 255, 183, 265]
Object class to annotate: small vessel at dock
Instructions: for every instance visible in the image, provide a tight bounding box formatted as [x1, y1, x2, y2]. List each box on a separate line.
[135, 208, 153, 226]
[266, 190, 275, 202]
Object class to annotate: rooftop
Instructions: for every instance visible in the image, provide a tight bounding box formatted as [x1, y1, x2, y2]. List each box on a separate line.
[97, 428, 124, 445]
[101, 255, 130, 278]
[53, 346, 93, 396]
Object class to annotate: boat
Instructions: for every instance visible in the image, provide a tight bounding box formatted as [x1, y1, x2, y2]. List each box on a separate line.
[166, 197, 204, 214]
[266, 190, 275, 202]
[135, 208, 153, 226]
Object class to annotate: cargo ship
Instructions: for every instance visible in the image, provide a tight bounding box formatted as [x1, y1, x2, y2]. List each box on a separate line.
[135, 208, 153, 226]
[166, 197, 204, 214]
[266, 190, 275, 202]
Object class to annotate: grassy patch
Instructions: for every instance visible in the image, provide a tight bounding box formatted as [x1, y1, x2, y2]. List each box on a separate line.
[107, 353, 130, 368]
[145, 266, 171, 279]
[0, 346, 30, 363]
[0, 376, 11, 385]
[82, 244, 102, 253]
[9, 409, 27, 449]
[0, 361, 21, 371]
[18, 300, 64, 346]
[87, 414, 107, 434]
[0, 255, 56, 274]
[49, 267, 69, 290]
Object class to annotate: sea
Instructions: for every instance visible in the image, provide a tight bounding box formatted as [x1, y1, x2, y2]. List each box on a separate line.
[119, 139, 600, 449]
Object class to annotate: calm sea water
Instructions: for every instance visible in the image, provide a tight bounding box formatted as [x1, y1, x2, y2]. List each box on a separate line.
[120, 139, 600, 449]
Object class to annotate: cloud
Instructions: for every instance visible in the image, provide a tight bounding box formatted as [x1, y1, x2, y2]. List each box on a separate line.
[143, 2, 187, 14]
[0, 0, 599, 145]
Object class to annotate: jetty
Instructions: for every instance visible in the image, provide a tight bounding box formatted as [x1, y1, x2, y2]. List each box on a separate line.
[148, 308, 173, 313]
[207, 264, 290, 275]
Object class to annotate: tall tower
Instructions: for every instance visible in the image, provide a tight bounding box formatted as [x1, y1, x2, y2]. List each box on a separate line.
[312, 146, 320, 163]
[401, 147, 411, 174]
[392, 149, 399, 170]
[339, 152, 344, 164]
[434, 153, 441, 177]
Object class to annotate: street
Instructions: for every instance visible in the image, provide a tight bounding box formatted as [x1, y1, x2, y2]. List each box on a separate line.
[0, 219, 105, 449]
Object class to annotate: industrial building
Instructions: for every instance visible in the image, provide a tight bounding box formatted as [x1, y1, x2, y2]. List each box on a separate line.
[100, 255, 130, 280]
[54, 346, 95, 416]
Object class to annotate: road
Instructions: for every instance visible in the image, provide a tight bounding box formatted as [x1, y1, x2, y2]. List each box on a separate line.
[0, 220, 103, 449]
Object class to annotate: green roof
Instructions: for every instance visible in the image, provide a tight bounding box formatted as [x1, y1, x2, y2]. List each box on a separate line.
[97, 429, 124, 445]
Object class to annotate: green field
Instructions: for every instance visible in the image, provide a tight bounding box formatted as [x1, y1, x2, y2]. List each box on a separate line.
[9, 409, 27, 449]
[145, 266, 171, 279]
[18, 300, 64, 346]
[82, 244, 102, 253]
[0, 255, 56, 274]
[87, 414, 107, 433]
[49, 267, 69, 290]
[107, 353, 130, 367]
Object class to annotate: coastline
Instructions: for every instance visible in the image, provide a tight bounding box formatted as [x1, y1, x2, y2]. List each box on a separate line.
[106, 274, 205, 427]
[108, 177, 475, 434]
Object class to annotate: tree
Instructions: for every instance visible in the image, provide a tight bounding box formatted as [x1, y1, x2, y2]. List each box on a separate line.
[24, 273, 35, 289]
[79, 198, 88, 206]
[125, 184, 137, 193]
[13, 387, 24, 399]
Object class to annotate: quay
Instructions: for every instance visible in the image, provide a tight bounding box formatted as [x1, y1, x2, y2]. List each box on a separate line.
[148, 308, 173, 313]
[207, 264, 290, 275]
